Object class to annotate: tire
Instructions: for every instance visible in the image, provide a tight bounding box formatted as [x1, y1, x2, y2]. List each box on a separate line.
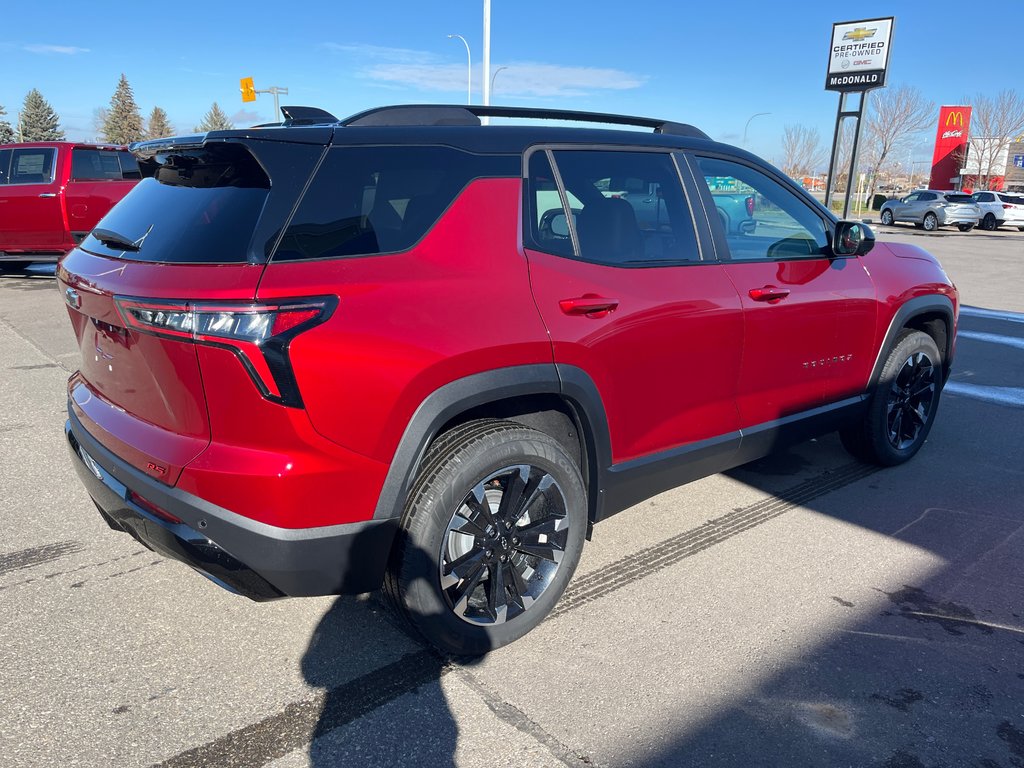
[957, 223, 974, 232]
[840, 330, 942, 466]
[922, 213, 938, 232]
[384, 419, 587, 655]
[880, 209, 894, 226]
[981, 213, 997, 231]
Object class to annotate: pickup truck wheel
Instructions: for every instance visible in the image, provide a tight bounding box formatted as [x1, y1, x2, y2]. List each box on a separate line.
[385, 419, 586, 655]
[880, 209, 894, 226]
[957, 223, 974, 232]
[981, 213, 997, 231]
[840, 330, 941, 466]
[922, 213, 938, 231]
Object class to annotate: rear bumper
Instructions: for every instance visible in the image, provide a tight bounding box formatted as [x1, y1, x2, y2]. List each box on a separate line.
[66, 410, 399, 601]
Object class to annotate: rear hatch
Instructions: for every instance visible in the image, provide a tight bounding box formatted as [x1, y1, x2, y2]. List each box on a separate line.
[59, 132, 328, 484]
[941, 193, 979, 216]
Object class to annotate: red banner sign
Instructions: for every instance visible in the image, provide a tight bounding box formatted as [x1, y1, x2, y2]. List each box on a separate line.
[928, 106, 971, 189]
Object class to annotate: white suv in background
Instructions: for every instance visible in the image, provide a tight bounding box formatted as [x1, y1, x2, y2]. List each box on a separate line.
[971, 190, 1024, 231]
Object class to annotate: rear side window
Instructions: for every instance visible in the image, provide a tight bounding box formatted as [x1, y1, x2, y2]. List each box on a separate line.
[274, 146, 518, 261]
[80, 143, 270, 264]
[0, 149, 10, 184]
[118, 151, 142, 180]
[540, 149, 699, 266]
[72, 149, 123, 180]
[9, 148, 55, 184]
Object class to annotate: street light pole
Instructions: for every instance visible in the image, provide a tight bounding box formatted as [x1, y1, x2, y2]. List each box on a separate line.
[742, 112, 771, 147]
[490, 66, 508, 97]
[482, 0, 491, 110]
[447, 34, 471, 105]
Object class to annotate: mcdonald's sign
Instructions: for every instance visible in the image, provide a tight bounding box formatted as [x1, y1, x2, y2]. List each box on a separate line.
[929, 106, 971, 189]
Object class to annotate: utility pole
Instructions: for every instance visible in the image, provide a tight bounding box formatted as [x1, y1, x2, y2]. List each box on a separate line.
[447, 34, 472, 105]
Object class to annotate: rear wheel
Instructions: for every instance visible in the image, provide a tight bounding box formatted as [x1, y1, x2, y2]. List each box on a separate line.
[923, 213, 938, 231]
[957, 223, 974, 232]
[385, 419, 587, 655]
[840, 330, 942, 466]
[981, 213, 997, 231]
[880, 209, 894, 226]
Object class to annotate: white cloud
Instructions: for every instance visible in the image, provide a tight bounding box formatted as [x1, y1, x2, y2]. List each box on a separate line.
[23, 44, 89, 55]
[322, 42, 646, 98]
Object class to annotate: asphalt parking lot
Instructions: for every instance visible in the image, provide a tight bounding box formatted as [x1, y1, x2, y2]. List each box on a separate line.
[1, 225, 1022, 767]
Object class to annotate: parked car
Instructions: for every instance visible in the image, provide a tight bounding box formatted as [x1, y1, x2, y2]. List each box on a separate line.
[879, 189, 981, 232]
[971, 190, 1024, 231]
[0, 142, 142, 268]
[59, 104, 958, 654]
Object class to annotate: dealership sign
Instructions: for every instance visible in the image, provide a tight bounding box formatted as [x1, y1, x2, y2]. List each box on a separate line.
[825, 17, 894, 91]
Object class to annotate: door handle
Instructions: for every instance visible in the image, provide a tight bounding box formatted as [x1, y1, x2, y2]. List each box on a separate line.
[748, 286, 791, 303]
[38, 193, 57, 198]
[559, 295, 620, 318]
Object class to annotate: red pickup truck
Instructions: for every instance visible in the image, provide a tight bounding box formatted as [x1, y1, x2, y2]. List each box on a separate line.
[0, 142, 141, 268]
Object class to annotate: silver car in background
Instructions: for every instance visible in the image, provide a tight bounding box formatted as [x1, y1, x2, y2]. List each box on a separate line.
[971, 190, 1024, 231]
[879, 190, 981, 232]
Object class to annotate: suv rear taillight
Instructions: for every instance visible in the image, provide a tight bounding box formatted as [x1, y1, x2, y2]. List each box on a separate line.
[114, 296, 337, 408]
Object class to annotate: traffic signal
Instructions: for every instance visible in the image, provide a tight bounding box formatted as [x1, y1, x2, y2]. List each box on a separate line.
[240, 77, 256, 103]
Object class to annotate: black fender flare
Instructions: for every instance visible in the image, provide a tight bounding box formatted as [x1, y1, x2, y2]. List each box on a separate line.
[868, 295, 956, 387]
[372, 364, 612, 522]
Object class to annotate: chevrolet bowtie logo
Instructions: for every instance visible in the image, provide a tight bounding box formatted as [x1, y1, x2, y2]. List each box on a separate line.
[843, 27, 877, 41]
[946, 111, 965, 127]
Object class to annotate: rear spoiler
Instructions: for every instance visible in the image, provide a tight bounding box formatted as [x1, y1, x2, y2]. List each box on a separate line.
[129, 134, 208, 160]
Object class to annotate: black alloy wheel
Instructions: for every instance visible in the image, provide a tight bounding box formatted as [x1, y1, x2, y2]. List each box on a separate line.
[885, 349, 937, 451]
[981, 213, 997, 231]
[957, 223, 974, 232]
[840, 329, 942, 466]
[385, 419, 586, 655]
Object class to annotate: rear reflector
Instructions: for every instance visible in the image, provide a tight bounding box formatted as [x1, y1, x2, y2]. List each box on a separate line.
[127, 490, 182, 525]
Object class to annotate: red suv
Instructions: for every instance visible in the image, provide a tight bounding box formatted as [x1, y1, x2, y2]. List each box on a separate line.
[59, 105, 958, 654]
[0, 141, 141, 268]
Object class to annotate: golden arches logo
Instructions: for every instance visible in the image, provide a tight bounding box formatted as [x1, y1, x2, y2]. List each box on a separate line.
[945, 111, 965, 128]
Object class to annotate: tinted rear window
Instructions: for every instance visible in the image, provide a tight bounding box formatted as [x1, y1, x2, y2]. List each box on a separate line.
[273, 146, 518, 262]
[0, 149, 10, 184]
[944, 193, 973, 202]
[80, 143, 269, 263]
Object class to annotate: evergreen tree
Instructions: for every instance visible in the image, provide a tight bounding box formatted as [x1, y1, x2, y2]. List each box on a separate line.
[145, 106, 174, 139]
[20, 89, 64, 141]
[102, 74, 144, 144]
[0, 103, 14, 144]
[194, 102, 234, 132]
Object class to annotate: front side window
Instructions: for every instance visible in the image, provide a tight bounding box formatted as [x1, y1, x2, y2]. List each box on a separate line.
[274, 146, 518, 262]
[542, 149, 699, 266]
[694, 156, 828, 261]
[9, 148, 55, 184]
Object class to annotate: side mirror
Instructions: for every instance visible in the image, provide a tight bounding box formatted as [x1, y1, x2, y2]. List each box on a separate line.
[738, 219, 756, 235]
[832, 220, 875, 257]
[549, 212, 570, 238]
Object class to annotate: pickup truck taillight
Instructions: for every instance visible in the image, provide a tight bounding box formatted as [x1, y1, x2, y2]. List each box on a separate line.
[114, 296, 337, 408]
[745, 196, 755, 216]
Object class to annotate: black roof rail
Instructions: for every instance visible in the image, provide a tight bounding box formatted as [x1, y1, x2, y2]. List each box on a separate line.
[341, 104, 709, 139]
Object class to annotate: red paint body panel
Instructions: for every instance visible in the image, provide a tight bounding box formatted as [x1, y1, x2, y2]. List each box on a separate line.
[525, 250, 743, 462]
[256, 178, 553, 463]
[722, 256, 877, 425]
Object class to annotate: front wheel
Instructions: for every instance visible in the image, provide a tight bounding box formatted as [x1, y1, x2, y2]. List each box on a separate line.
[957, 223, 975, 232]
[923, 213, 938, 231]
[981, 213, 998, 231]
[385, 420, 587, 655]
[840, 330, 942, 466]
[880, 209, 894, 226]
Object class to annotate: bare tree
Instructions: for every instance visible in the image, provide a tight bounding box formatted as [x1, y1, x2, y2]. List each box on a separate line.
[963, 90, 1024, 190]
[780, 125, 826, 179]
[862, 85, 934, 200]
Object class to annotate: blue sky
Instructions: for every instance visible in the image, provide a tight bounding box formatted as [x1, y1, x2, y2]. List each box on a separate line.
[2, 1, 1019, 166]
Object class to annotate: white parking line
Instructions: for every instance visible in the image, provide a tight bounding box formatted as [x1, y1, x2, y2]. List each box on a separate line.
[960, 306, 1024, 324]
[958, 330, 1024, 351]
[945, 381, 1024, 408]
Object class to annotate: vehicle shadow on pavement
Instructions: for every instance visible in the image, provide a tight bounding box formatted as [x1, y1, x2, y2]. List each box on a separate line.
[617, 391, 1024, 767]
